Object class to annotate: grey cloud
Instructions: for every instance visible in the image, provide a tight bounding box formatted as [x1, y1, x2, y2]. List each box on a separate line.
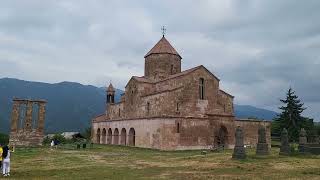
[0, 0, 319, 120]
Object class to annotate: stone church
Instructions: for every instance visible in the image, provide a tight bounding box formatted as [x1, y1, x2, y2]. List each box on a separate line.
[92, 35, 271, 150]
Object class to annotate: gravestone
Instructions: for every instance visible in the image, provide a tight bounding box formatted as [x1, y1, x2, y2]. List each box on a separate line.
[232, 126, 246, 159]
[298, 128, 307, 153]
[279, 128, 290, 155]
[256, 126, 269, 155]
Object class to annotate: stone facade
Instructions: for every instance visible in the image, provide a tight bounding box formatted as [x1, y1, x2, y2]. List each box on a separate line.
[92, 36, 271, 150]
[9, 98, 47, 147]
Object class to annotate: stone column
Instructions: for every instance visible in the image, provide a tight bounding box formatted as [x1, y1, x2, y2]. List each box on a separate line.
[298, 128, 307, 154]
[256, 126, 269, 155]
[24, 101, 33, 131]
[232, 126, 246, 159]
[37, 102, 46, 134]
[10, 100, 20, 132]
[279, 128, 290, 155]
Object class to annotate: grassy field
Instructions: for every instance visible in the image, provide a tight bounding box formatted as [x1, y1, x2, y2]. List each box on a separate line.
[2, 145, 320, 180]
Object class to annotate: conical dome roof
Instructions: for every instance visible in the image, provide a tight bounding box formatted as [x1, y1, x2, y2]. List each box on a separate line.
[106, 83, 115, 92]
[144, 36, 181, 58]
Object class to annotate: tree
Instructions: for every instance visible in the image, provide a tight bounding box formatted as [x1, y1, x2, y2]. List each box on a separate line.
[272, 88, 313, 142]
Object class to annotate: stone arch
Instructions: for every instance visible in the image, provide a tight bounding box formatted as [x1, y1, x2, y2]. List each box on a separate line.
[97, 128, 101, 144]
[128, 128, 136, 146]
[107, 128, 112, 144]
[113, 128, 119, 145]
[215, 125, 228, 148]
[120, 128, 127, 145]
[101, 128, 106, 144]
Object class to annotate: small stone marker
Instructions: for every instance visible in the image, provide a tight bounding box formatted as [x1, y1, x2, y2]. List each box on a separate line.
[279, 128, 290, 155]
[298, 128, 307, 153]
[256, 126, 269, 155]
[232, 126, 246, 159]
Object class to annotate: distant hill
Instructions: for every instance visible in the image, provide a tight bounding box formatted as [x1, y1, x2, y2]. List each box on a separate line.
[0, 78, 122, 134]
[234, 105, 278, 121]
[0, 78, 278, 134]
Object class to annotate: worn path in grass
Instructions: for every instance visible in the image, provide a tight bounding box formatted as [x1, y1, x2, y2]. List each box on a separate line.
[1, 145, 320, 180]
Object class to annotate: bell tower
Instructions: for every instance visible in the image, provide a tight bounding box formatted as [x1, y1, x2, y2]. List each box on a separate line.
[106, 83, 115, 104]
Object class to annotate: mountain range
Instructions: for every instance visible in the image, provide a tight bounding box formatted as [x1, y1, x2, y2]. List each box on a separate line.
[0, 78, 278, 134]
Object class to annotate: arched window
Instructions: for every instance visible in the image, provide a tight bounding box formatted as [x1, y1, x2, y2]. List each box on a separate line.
[147, 102, 150, 115]
[118, 108, 121, 117]
[176, 102, 179, 111]
[177, 123, 180, 133]
[199, 78, 205, 100]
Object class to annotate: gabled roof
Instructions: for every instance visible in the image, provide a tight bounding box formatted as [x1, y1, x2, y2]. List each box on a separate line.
[144, 36, 181, 58]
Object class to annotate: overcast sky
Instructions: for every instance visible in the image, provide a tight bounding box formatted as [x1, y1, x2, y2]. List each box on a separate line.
[0, 0, 319, 121]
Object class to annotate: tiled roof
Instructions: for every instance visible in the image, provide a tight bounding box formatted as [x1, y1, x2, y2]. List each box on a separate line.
[144, 36, 181, 58]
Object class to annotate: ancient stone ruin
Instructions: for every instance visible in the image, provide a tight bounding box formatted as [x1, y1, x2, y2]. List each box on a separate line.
[299, 128, 320, 155]
[9, 98, 47, 147]
[298, 128, 307, 154]
[256, 126, 269, 155]
[279, 128, 290, 155]
[232, 126, 246, 159]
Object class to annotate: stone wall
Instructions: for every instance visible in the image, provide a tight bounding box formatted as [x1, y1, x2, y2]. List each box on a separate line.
[107, 66, 234, 120]
[235, 119, 272, 147]
[145, 53, 181, 80]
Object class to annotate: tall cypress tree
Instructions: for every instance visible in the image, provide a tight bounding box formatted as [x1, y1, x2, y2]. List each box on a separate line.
[273, 88, 313, 142]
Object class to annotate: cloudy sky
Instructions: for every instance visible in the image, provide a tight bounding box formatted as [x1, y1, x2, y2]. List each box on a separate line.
[0, 0, 319, 120]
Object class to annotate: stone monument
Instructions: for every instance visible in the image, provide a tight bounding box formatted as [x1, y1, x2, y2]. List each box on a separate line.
[279, 128, 290, 155]
[298, 128, 307, 153]
[256, 126, 269, 155]
[9, 98, 47, 147]
[232, 126, 246, 159]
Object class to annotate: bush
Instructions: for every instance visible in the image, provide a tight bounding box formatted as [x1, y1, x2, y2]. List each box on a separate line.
[52, 134, 67, 144]
[43, 136, 51, 145]
[0, 133, 9, 145]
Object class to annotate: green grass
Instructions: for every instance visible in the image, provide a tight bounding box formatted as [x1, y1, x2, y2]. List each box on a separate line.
[2, 145, 320, 180]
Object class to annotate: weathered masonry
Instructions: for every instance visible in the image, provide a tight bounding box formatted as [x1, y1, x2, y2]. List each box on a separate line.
[9, 98, 47, 147]
[92, 35, 271, 150]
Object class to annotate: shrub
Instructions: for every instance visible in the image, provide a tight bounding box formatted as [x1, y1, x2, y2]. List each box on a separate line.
[0, 133, 9, 145]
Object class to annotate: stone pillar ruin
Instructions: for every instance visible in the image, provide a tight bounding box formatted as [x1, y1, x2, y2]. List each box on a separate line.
[232, 126, 246, 159]
[24, 101, 33, 131]
[9, 98, 47, 147]
[298, 128, 307, 154]
[37, 102, 46, 134]
[256, 126, 269, 155]
[10, 101, 20, 132]
[279, 128, 290, 155]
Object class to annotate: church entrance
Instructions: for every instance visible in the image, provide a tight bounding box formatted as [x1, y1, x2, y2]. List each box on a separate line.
[215, 126, 228, 148]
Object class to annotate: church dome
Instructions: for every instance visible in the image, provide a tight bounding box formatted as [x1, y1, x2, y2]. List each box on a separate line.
[144, 36, 181, 58]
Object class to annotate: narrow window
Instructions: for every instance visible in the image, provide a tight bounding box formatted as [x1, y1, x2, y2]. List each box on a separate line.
[147, 102, 150, 115]
[199, 78, 205, 100]
[118, 108, 121, 117]
[171, 65, 174, 74]
[176, 102, 179, 111]
[177, 123, 180, 133]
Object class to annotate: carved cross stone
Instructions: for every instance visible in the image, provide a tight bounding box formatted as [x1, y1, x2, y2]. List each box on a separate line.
[232, 126, 246, 159]
[256, 126, 269, 155]
[279, 128, 290, 155]
[298, 128, 307, 153]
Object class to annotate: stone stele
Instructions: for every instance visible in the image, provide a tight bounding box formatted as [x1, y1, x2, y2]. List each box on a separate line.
[279, 128, 290, 155]
[256, 126, 269, 155]
[232, 126, 246, 159]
